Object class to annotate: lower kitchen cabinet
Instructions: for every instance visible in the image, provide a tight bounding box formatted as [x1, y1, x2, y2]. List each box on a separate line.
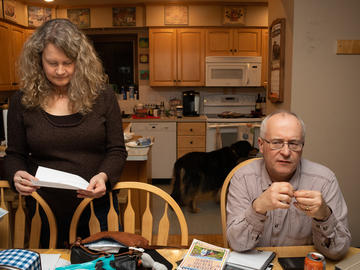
[177, 122, 206, 159]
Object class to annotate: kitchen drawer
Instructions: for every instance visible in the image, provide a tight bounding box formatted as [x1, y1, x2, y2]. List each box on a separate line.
[177, 147, 205, 159]
[177, 122, 206, 136]
[178, 136, 206, 148]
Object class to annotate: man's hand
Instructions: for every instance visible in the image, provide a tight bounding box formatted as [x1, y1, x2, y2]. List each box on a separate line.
[77, 172, 108, 199]
[252, 182, 295, 215]
[294, 190, 331, 221]
[13, 170, 39, 196]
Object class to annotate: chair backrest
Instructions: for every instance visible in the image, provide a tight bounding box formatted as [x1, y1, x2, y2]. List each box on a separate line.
[69, 181, 189, 247]
[220, 158, 262, 248]
[0, 180, 57, 249]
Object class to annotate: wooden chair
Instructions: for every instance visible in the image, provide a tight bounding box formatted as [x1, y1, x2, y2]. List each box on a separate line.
[69, 181, 189, 247]
[220, 158, 262, 248]
[0, 180, 57, 249]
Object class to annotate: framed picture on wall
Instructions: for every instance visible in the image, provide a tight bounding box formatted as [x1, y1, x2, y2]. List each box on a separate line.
[139, 54, 149, 64]
[28, 6, 52, 27]
[113, 7, 136, 26]
[4, 0, 16, 21]
[67, 8, 90, 28]
[140, 70, 149, 80]
[268, 18, 285, 103]
[139, 37, 149, 48]
[223, 6, 246, 25]
[164, 5, 188, 25]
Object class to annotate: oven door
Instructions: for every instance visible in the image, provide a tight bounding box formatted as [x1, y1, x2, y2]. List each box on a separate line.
[206, 63, 248, 87]
[206, 122, 260, 152]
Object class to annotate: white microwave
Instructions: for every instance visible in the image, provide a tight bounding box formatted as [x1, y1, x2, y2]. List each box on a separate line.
[205, 56, 262, 87]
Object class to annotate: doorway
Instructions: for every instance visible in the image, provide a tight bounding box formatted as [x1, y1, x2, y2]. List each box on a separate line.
[87, 34, 138, 89]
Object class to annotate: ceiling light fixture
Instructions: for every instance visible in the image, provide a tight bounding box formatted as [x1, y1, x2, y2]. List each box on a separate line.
[44, 0, 54, 2]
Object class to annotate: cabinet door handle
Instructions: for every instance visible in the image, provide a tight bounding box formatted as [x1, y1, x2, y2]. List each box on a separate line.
[234, 49, 237, 52]
[230, 49, 233, 52]
[190, 128, 193, 132]
[12, 82, 18, 86]
[190, 141, 193, 144]
[173, 80, 176, 82]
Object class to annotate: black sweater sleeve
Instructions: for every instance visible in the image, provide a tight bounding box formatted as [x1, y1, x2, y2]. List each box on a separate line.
[4, 91, 29, 190]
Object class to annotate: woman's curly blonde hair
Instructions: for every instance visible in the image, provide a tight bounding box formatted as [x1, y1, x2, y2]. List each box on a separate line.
[19, 18, 108, 114]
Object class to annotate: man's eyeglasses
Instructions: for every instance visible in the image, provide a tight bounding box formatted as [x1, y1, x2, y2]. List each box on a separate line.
[261, 138, 304, 151]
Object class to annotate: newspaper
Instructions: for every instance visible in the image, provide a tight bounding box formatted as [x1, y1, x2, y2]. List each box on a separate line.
[178, 239, 230, 270]
[0, 207, 8, 219]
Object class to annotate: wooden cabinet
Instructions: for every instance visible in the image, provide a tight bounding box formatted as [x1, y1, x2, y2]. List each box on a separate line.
[206, 28, 261, 56]
[0, 21, 26, 91]
[177, 122, 206, 159]
[261, 29, 269, 87]
[149, 28, 205, 86]
[11, 25, 25, 88]
[0, 22, 13, 91]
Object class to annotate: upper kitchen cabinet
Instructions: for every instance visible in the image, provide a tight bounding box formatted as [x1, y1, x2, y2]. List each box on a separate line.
[0, 21, 26, 91]
[149, 28, 205, 86]
[206, 28, 261, 56]
[0, 22, 12, 91]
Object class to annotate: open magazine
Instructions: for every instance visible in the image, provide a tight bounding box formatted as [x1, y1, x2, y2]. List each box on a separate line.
[178, 239, 230, 270]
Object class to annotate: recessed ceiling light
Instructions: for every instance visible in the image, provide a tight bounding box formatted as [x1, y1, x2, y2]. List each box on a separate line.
[44, 0, 54, 2]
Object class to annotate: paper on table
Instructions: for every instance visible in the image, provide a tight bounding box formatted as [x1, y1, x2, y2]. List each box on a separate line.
[40, 254, 70, 270]
[34, 166, 89, 190]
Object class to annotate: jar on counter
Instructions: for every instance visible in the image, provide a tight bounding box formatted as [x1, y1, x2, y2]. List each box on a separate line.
[176, 105, 183, 118]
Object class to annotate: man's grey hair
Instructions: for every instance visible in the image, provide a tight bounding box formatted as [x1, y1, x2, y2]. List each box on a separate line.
[260, 110, 306, 141]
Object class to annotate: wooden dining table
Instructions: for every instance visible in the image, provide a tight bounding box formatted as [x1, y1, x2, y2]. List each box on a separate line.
[35, 245, 360, 270]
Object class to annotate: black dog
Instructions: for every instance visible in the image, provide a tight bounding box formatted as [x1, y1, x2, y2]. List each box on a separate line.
[170, 140, 257, 213]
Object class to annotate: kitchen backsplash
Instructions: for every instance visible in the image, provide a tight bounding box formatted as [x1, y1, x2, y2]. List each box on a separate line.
[117, 84, 266, 115]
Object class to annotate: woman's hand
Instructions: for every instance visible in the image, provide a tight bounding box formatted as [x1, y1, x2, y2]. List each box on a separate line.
[77, 172, 108, 199]
[13, 170, 39, 196]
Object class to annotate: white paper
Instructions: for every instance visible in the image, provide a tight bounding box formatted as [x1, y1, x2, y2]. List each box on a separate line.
[0, 207, 8, 219]
[40, 254, 61, 270]
[34, 166, 89, 190]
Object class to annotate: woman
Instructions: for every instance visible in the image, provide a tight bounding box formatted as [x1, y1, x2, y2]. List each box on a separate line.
[4, 19, 128, 247]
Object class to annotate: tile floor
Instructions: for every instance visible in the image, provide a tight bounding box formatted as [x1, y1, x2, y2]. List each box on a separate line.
[153, 183, 222, 235]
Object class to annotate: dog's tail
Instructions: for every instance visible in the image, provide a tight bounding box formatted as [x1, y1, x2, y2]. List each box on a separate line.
[170, 161, 185, 206]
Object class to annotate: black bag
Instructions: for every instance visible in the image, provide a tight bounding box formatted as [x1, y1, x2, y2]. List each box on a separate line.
[70, 231, 149, 266]
[70, 231, 173, 270]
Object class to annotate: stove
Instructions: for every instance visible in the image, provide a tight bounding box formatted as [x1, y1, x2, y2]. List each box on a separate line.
[203, 94, 263, 123]
[203, 94, 263, 151]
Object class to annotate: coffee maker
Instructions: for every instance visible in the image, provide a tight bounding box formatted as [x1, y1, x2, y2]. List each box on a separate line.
[182, 90, 200, 116]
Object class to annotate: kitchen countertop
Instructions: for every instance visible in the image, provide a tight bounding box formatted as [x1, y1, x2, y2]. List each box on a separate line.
[122, 115, 207, 123]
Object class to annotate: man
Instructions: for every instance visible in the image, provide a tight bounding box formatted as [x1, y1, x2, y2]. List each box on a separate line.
[226, 110, 351, 260]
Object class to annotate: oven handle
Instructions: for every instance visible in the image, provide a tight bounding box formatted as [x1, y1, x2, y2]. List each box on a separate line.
[207, 123, 260, 129]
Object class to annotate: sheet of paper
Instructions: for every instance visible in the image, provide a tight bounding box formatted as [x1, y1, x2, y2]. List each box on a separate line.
[34, 166, 89, 190]
[40, 254, 61, 270]
[0, 207, 8, 219]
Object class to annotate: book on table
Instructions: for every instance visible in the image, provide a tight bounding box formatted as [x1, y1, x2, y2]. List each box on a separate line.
[224, 249, 276, 270]
[177, 239, 230, 270]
